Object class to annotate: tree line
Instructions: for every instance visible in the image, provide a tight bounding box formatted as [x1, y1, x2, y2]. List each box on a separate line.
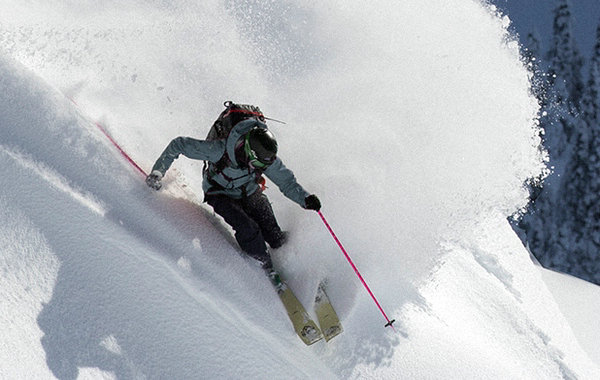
[515, 0, 600, 285]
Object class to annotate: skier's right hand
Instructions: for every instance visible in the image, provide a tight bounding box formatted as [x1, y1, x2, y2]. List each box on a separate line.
[146, 170, 163, 190]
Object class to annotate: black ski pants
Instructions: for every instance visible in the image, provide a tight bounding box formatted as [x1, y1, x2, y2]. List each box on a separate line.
[206, 190, 286, 268]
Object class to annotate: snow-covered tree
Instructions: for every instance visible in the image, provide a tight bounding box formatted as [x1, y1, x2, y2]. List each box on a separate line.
[516, 2, 600, 284]
[581, 22, 600, 126]
[578, 20, 600, 283]
[521, 75, 575, 267]
[524, 31, 550, 103]
[541, 0, 582, 162]
[546, 0, 585, 109]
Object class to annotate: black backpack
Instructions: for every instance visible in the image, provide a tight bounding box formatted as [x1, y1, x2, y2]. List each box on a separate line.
[206, 101, 265, 141]
[203, 101, 266, 189]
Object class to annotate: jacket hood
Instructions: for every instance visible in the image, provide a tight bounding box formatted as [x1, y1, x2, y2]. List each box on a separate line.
[225, 118, 269, 168]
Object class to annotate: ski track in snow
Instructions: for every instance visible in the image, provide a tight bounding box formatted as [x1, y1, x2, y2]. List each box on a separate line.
[0, 144, 107, 216]
[0, 1, 599, 379]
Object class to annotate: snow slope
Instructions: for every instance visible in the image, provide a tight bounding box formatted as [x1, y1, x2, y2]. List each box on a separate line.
[0, 0, 599, 378]
[541, 267, 600, 366]
[0, 54, 336, 379]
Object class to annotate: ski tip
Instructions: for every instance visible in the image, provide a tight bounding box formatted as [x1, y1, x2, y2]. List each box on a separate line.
[323, 325, 343, 342]
[301, 325, 323, 345]
[384, 319, 396, 328]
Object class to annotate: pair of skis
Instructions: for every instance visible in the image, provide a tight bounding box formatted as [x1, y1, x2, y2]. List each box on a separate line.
[267, 269, 343, 345]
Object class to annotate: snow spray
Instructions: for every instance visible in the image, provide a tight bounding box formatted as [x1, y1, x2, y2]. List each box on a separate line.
[94, 121, 148, 177]
[67, 96, 148, 178]
[317, 210, 396, 330]
[80, 97, 397, 331]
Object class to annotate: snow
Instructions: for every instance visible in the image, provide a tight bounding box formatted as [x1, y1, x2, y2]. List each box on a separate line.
[0, 0, 598, 379]
[541, 266, 600, 366]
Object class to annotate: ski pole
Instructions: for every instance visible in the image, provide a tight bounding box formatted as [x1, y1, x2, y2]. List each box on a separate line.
[317, 210, 396, 330]
[95, 121, 148, 177]
[66, 96, 147, 177]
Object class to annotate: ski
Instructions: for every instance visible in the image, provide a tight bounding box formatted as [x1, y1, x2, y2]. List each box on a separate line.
[314, 280, 343, 341]
[266, 269, 323, 345]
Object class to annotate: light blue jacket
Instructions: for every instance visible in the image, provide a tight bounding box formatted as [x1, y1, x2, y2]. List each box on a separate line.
[151, 119, 311, 207]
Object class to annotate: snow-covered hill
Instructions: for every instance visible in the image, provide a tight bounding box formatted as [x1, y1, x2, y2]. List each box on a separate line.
[541, 265, 600, 367]
[1, 1, 598, 378]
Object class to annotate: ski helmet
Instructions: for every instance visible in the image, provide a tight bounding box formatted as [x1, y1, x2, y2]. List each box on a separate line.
[244, 127, 278, 168]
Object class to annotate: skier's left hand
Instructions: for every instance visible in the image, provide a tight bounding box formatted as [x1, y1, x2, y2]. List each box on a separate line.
[304, 194, 321, 211]
[146, 170, 163, 190]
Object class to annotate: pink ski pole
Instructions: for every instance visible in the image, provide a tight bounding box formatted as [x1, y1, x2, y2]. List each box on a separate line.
[317, 211, 395, 329]
[67, 96, 147, 177]
[95, 122, 147, 177]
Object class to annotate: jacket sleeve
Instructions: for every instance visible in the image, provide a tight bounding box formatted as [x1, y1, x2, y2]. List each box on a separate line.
[264, 158, 310, 207]
[151, 137, 225, 176]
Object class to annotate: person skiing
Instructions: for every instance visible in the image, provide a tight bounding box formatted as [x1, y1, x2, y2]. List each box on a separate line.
[145, 102, 321, 271]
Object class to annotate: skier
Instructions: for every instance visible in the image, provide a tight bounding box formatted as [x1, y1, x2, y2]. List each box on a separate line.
[145, 103, 321, 271]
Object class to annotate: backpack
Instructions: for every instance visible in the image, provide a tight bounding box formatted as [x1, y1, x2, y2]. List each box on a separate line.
[206, 101, 265, 141]
[203, 101, 267, 191]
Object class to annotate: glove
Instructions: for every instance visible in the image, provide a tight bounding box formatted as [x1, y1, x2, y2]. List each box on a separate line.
[146, 170, 163, 190]
[304, 194, 321, 211]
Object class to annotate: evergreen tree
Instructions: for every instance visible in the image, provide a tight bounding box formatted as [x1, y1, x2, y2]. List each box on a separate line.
[560, 111, 590, 277]
[542, 0, 581, 162]
[519, 0, 585, 280]
[524, 31, 550, 102]
[523, 77, 574, 266]
[581, 21, 600, 126]
[547, 0, 585, 110]
[514, 6, 600, 285]
[580, 20, 600, 283]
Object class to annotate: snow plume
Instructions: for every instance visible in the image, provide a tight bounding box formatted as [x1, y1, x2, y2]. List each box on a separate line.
[265, 0, 546, 283]
[1, 1, 598, 379]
